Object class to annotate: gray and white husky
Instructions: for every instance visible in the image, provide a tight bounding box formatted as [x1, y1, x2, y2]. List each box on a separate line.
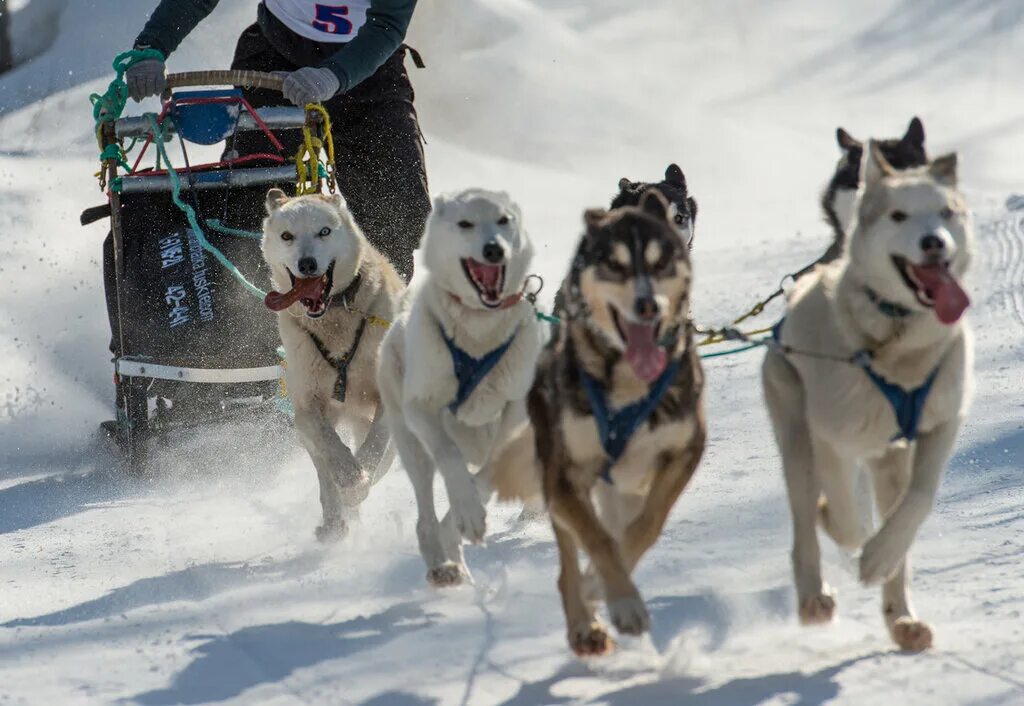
[377, 189, 544, 586]
[763, 143, 973, 651]
[262, 189, 404, 540]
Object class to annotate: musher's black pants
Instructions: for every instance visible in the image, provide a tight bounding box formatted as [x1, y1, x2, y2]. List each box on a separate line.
[228, 22, 430, 281]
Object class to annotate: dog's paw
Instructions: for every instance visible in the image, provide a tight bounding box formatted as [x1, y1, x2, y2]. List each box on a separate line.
[798, 591, 837, 625]
[448, 480, 487, 544]
[426, 562, 468, 588]
[859, 531, 907, 585]
[338, 469, 372, 507]
[569, 622, 615, 657]
[890, 617, 933, 651]
[607, 594, 650, 636]
[315, 518, 349, 543]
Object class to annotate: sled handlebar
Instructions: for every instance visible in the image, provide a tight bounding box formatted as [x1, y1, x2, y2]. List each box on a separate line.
[165, 70, 285, 93]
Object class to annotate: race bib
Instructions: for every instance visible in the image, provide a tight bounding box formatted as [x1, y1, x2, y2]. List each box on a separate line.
[265, 0, 371, 42]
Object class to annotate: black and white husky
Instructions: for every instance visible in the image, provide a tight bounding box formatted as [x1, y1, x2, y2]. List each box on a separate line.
[818, 118, 927, 263]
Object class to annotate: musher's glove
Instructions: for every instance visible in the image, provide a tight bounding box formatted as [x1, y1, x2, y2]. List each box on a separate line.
[125, 56, 167, 102]
[281, 67, 341, 107]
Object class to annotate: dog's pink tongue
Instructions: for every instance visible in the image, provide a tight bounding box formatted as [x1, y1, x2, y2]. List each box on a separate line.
[910, 263, 970, 324]
[623, 322, 667, 383]
[264, 276, 322, 312]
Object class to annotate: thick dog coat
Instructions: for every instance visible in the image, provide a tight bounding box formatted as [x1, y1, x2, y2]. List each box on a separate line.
[492, 191, 706, 656]
[262, 189, 404, 539]
[377, 189, 544, 586]
[763, 144, 973, 651]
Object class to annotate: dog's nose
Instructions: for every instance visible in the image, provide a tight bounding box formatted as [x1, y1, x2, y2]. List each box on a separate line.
[634, 296, 660, 322]
[919, 233, 946, 257]
[482, 241, 505, 264]
[297, 256, 319, 277]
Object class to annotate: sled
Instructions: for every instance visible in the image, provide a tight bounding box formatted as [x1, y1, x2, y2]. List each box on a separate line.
[85, 69, 334, 474]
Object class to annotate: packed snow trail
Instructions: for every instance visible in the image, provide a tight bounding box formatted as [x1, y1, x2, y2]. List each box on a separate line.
[1, 1, 1023, 704]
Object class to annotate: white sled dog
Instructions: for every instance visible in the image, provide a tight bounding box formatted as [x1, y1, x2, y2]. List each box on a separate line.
[377, 189, 544, 586]
[763, 143, 974, 651]
[262, 189, 404, 540]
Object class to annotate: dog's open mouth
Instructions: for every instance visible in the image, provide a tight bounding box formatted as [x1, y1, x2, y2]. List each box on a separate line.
[264, 261, 335, 318]
[461, 258, 506, 308]
[891, 255, 970, 324]
[609, 305, 667, 383]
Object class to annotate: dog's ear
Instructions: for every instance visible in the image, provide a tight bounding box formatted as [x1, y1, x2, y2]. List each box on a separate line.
[640, 189, 670, 219]
[902, 117, 925, 149]
[836, 127, 860, 152]
[584, 208, 607, 232]
[664, 164, 686, 190]
[862, 140, 897, 188]
[431, 193, 451, 219]
[687, 196, 698, 224]
[327, 191, 346, 210]
[928, 153, 958, 187]
[617, 177, 633, 191]
[265, 188, 289, 213]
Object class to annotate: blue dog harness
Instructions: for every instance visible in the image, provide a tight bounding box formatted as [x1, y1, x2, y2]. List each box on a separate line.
[441, 328, 517, 414]
[579, 359, 682, 483]
[772, 316, 938, 441]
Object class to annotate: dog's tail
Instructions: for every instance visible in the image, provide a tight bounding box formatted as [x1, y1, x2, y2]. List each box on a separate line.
[491, 421, 543, 504]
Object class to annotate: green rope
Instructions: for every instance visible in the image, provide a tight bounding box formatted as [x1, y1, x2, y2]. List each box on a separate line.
[536, 311, 560, 324]
[698, 341, 766, 359]
[207, 219, 263, 240]
[99, 144, 132, 171]
[90, 49, 164, 131]
[145, 113, 267, 299]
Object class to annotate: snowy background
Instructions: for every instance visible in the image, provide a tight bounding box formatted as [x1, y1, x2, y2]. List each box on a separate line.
[1, 0, 1023, 704]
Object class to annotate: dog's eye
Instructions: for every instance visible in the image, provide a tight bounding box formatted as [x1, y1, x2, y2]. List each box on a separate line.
[890, 210, 908, 223]
[673, 213, 685, 225]
[457, 220, 474, 230]
[940, 207, 955, 220]
[496, 215, 510, 226]
[281, 231, 294, 242]
[318, 227, 331, 238]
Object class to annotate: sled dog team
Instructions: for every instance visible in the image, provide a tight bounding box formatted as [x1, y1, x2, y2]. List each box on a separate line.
[260, 117, 973, 656]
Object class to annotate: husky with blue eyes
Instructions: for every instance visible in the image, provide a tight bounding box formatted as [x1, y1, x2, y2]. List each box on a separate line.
[262, 189, 405, 541]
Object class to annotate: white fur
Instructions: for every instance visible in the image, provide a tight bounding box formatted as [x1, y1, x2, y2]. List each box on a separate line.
[762, 144, 974, 649]
[262, 190, 404, 540]
[377, 189, 544, 584]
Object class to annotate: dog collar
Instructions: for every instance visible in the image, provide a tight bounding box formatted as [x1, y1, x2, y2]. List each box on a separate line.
[447, 291, 524, 310]
[330, 273, 363, 309]
[864, 287, 913, 319]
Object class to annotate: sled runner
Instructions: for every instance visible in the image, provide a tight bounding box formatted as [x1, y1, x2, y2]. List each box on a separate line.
[86, 66, 336, 474]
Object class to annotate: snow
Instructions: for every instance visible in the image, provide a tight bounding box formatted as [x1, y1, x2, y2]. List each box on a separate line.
[1, 1, 1023, 704]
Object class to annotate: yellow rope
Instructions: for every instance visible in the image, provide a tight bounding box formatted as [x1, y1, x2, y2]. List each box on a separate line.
[697, 325, 773, 347]
[295, 103, 337, 195]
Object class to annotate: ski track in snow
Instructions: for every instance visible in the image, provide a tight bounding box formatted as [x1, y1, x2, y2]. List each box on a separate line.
[2, 0, 1024, 704]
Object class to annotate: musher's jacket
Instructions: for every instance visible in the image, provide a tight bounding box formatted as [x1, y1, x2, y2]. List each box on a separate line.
[135, 0, 417, 94]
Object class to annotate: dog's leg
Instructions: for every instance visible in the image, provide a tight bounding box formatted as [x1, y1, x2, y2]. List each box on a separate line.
[812, 435, 870, 551]
[619, 440, 704, 572]
[866, 445, 932, 651]
[547, 478, 649, 637]
[293, 403, 369, 541]
[582, 486, 645, 605]
[859, 418, 958, 587]
[763, 350, 835, 625]
[392, 415, 466, 586]
[406, 401, 487, 544]
[551, 515, 612, 656]
[356, 402, 396, 485]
